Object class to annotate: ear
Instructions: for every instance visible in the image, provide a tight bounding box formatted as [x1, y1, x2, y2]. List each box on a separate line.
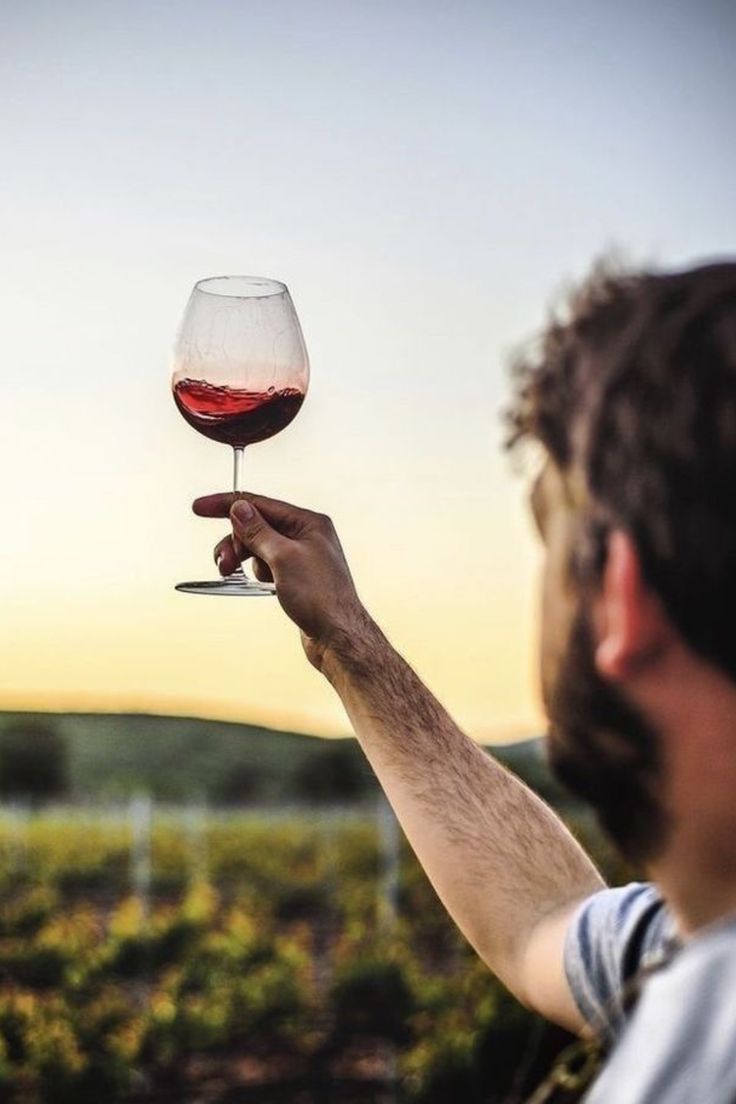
[593, 530, 669, 681]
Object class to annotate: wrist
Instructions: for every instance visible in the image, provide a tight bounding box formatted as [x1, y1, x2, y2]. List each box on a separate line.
[320, 609, 386, 689]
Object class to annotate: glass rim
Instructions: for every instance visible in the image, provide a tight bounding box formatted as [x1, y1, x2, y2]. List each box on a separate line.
[194, 275, 287, 299]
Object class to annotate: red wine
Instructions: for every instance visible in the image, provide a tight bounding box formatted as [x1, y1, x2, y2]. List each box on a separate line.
[173, 378, 305, 447]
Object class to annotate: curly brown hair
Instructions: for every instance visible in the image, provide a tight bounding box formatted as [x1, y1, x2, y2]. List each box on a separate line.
[506, 257, 736, 683]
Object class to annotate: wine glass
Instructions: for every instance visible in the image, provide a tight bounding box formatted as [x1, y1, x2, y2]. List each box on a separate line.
[171, 275, 309, 595]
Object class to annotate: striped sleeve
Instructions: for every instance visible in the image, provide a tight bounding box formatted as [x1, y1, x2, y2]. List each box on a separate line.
[563, 881, 672, 1041]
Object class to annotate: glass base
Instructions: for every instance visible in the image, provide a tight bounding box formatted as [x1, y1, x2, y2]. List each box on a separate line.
[175, 569, 276, 597]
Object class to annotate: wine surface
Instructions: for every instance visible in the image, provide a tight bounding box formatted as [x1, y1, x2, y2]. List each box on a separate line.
[173, 378, 305, 447]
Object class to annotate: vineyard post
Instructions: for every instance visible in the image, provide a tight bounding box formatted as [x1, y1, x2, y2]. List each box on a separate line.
[129, 792, 152, 920]
[377, 793, 399, 932]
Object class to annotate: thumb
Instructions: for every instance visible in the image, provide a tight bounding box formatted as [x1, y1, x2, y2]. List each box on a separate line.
[231, 499, 290, 566]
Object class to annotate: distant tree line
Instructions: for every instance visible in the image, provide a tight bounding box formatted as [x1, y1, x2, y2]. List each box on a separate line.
[0, 720, 69, 804]
[217, 741, 379, 806]
[0, 720, 377, 807]
[0, 715, 575, 813]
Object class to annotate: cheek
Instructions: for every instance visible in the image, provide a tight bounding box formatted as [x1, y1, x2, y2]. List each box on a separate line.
[539, 543, 577, 706]
[539, 569, 560, 709]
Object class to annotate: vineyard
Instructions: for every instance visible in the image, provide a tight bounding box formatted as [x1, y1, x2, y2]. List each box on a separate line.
[0, 802, 624, 1103]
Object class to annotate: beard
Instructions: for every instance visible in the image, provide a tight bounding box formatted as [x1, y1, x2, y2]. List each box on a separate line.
[545, 602, 671, 867]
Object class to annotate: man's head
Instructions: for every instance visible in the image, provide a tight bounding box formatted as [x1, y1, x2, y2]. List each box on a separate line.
[507, 259, 736, 866]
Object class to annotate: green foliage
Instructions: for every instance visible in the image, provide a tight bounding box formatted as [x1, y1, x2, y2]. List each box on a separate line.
[0, 806, 623, 1101]
[213, 761, 266, 805]
[331, 950, 416, 1043]
[0, 721, 69, 804]
[290, 740, 378, 804]
[0, 885, 59, 938]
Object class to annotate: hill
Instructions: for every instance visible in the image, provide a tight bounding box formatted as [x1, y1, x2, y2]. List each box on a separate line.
[0, 712, 569, 807]
[0, 712, 373, 804]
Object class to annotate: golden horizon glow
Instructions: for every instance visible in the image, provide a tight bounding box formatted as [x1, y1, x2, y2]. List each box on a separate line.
[0, 514, 546, 746]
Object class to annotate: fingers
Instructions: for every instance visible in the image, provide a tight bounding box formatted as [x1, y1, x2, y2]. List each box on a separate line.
[193, 491, 317, 536]
[194, 492, 248, 517]
[214, 535, 244, 576]
[214, 535, 273, 582]
[252, 556, 274, 583]
[229, 499, 291, 568]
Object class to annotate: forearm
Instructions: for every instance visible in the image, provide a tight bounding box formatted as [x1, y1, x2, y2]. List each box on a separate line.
[322, 614, 605, 1002]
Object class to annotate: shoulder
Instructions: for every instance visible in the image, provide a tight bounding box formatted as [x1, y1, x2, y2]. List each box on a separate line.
[589, 916, 736, 1102]
[564, 882, 674, 1040]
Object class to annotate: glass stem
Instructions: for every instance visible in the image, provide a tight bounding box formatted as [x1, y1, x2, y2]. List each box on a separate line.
[232, 446, 246, 578]
[233, 446, 244, 494]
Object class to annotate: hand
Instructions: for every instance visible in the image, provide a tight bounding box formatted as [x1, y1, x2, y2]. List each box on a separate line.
[193, 492, 370, 672]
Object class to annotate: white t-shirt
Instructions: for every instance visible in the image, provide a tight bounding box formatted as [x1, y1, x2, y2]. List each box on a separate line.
[564, 882, 736, 1102]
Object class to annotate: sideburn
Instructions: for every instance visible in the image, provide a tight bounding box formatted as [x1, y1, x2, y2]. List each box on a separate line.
[546, 604, 671, 868]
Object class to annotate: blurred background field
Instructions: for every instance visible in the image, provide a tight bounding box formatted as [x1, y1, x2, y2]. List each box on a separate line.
[0, 713, 627, 1104]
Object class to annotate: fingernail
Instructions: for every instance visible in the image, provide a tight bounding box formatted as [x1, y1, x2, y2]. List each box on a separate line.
[215, 552, 225, 574]
[232, 500, 254, 522]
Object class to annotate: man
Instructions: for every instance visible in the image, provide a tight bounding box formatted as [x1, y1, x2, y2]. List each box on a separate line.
[195, 259, 736, 1101]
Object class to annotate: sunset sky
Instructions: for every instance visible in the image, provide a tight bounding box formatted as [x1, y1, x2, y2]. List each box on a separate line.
[2, 0, 735, 741]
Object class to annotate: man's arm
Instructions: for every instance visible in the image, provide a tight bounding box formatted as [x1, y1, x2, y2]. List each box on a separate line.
[322, 617, 603, 1032]
[194, 491, 605, 1032]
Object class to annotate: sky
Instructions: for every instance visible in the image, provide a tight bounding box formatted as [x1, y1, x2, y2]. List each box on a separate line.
[1, 0, 735, 741]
